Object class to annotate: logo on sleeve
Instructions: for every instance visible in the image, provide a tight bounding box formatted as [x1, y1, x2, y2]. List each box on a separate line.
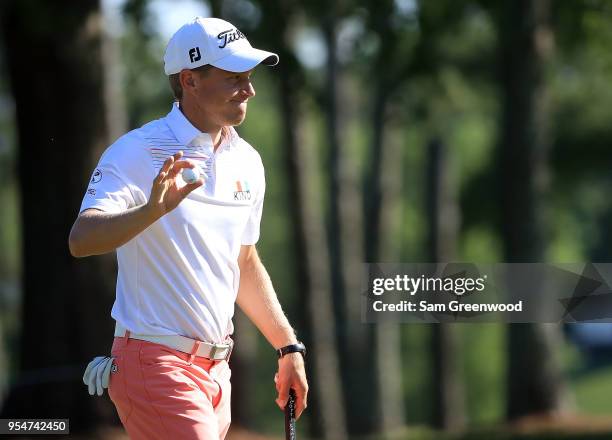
[234, 180, 251, 201]
[87, 188, 96, 196]
[91, 169, 102, 184]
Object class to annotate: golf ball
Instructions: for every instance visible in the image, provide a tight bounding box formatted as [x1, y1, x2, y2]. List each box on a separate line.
[182, 167, 200, 184]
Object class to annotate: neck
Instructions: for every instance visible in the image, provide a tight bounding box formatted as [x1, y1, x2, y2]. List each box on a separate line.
[178, 100, 224, 150]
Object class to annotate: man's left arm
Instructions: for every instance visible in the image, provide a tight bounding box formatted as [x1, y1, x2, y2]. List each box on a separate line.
[236, 244, 308, 418]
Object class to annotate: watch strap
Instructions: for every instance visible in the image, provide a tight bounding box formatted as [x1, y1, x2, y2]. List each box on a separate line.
[277, 342, 306, 359]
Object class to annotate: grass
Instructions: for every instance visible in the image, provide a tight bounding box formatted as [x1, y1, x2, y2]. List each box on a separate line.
[572, 363, 612, 415]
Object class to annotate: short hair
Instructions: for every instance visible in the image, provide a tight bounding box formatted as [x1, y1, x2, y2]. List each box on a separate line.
[168, 64, 213, 101]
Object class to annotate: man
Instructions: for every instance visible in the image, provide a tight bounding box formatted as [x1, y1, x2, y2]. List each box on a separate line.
[69, 17, 308, 440]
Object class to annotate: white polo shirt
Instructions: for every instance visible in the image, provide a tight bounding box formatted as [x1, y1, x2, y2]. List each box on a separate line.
[79, 103, 265, 343]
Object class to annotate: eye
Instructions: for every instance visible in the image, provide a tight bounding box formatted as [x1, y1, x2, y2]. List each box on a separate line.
[227, 73, 253, 84]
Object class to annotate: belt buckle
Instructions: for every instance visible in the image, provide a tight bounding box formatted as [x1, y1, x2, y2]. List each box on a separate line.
[208, 342, 232, 361]
[208, 344, 219, 360]
[225, 341, 233, 362]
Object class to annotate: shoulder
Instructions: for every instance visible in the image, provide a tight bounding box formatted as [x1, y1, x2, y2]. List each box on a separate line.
[98, 130, 146, 170]
[100, 117, 169, 166]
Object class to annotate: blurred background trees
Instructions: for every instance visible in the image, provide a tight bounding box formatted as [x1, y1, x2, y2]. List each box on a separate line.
[1, 0, 612, 438]
[0, 0, 118, 430]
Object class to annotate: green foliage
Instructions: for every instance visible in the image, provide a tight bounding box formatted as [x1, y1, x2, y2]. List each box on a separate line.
[462, 323, 505, 423]
[0, 181, 20, 280]
[402, 325, 433, 424]
[572, 365, 612, 415]
[121, 17, 173, 128]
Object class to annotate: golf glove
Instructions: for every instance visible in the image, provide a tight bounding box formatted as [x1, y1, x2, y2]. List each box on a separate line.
[83, 356, 114, 396]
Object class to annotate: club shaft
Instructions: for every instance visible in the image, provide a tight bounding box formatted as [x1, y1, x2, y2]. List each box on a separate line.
[285, 388, 296, 440]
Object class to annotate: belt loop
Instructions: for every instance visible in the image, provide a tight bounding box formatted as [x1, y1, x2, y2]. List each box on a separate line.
[187, 340, 202, 365]
[122, 330, 131, 348]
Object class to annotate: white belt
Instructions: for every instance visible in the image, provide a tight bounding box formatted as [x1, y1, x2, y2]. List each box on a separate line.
[114, 323, 233, 361]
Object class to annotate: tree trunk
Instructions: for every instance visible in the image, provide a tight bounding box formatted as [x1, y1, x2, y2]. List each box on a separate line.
[265, 2, 348, 439]
[321, 10, 346, 371]
[101, 1, 127, 143]
[426, 138, 465, 430]
[320, 14, 369, 438]
[363, 83, 406, 436]
[497, 0, 570, 420]
[0, 0, 117, 432]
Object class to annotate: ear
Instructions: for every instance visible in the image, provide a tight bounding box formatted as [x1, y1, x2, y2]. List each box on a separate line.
[179, 70, 198, 95]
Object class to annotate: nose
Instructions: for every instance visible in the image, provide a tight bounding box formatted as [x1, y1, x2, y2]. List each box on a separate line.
[241, 80, 255, 98]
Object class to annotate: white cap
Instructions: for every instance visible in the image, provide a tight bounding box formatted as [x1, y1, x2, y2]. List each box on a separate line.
[163, 17, 279, 75]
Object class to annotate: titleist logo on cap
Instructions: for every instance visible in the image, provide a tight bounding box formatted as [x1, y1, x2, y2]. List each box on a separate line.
[217, 29, 247, 49]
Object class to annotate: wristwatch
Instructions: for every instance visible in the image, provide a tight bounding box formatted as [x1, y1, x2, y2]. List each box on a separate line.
[277, 342, 306, 359]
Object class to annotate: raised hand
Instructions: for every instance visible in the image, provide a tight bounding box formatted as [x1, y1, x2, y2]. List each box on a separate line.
[147, 151, 203, 217]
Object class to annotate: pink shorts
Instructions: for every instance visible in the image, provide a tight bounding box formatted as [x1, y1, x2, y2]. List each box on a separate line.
[109, 335, 232, 440]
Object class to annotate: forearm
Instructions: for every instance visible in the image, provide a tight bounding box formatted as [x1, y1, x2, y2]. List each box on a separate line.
[69, 204, 161, 257]
[236, 254, 297, 349]
[69, 152, 202, 258]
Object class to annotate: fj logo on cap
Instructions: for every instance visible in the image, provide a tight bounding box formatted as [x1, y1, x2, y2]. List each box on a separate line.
[189, 47, 201, 63]
[217, 29, 247, 49]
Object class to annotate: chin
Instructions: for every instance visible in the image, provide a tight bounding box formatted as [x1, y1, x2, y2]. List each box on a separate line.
[226, 114, 247, 126]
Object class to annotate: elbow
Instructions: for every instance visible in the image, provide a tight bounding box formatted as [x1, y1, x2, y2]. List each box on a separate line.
[68, 231, 82, 258]
[68, 224, 87, 258]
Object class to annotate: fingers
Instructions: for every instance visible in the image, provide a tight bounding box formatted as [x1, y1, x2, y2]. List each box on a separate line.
[84, 356, 107, 395]
[100, 357, 114, 393]
[276, 387, 307, 419]
[154, 170, 167, 185]
[95, 357, 110, 396]
[158, 151, 184, 180]
[157, 152, 199, 184]
[154, 152, 200, 196]
[83, 356, 106, 385]
[178, 178, 204, 198]
[275, 372, 308, 419]
[275, 379, 289, 410]
[168, 160, 198, 179]
[294, 386, 308, 419]
[149, 151, 203, 213]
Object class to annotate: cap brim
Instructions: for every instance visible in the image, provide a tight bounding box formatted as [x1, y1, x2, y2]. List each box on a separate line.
[211, 47, 279, 73]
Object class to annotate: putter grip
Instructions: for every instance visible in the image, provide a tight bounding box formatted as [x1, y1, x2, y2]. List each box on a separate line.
[285, 388, 297, 440]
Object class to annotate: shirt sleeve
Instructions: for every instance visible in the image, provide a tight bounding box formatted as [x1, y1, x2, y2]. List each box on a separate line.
[79, 133, 150, 214]
[241, 156, 265, 245]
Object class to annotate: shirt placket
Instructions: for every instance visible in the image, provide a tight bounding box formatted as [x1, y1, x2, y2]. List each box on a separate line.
[206, 152, 216, 196]
[190, 137, 214, 196]
[210, 142, 230, 198]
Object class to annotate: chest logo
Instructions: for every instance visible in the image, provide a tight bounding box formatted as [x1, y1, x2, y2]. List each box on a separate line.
[234, 180, 251, 201]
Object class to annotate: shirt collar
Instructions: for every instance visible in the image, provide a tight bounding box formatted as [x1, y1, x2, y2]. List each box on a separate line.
[165, 102, 236, 151]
